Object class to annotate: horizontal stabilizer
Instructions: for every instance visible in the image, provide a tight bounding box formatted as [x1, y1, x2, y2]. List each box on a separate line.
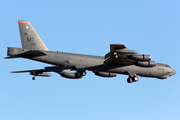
[4, 56, 20, 59]
[19, 50, 47, 57]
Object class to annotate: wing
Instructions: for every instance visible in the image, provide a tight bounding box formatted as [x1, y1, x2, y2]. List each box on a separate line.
[104, 44, 137, 66]
[11, 66, 64, 77]
[105, 44, 138, 59]
[11, 66, 87, 79]
[104, 44, 154, 67]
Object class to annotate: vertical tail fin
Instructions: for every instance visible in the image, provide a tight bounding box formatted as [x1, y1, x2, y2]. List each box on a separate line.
[18, 20, 49, 51]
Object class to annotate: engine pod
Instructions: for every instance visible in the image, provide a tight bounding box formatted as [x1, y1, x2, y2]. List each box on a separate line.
[93, 72, 117, 77]
[137, 61, 157, 67]
[115, 49, 138, 54]
[131, 54, 151, 61]
[59, 70, 82, 79]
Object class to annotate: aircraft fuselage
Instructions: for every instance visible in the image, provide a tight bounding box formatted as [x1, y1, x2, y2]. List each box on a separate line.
[12, 48, 175, 79]
[6, 21, 176, 83]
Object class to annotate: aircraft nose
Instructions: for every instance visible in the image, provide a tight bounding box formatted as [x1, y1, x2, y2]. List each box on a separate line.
[170, 69, 176, 76]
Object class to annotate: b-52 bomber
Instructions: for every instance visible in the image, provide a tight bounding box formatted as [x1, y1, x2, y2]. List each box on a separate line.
[5, 20, 176, 83]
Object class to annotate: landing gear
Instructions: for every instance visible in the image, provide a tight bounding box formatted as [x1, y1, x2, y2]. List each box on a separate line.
[30, 71, 37, 80]
[77, 71, 87, 77]
[32, 77, 35, 80]
[127, 77, 133, 83]
[132, 76, 139, 82]
[127, 76, 139, 83]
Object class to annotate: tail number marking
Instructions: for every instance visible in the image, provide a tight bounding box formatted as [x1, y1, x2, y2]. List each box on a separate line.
[27, 37, 36, 45]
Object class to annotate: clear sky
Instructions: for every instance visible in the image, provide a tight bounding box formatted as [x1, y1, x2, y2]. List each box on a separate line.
[1, 0, 180, 120]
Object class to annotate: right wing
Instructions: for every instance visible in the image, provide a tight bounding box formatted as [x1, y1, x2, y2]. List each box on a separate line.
[105, 44, 138, 59]
[104, 44, 153, 67]
[104, 44, 138, 66]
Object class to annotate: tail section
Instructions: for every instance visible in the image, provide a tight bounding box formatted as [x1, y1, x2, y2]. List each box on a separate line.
[18, 20, 49, 51]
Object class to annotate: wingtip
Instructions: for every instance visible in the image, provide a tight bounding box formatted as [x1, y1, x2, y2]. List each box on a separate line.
[18, 20, 29, 24]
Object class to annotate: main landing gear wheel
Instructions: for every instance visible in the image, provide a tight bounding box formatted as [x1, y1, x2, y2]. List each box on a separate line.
[77, 71, 87, 77]
[127, 78, 133, 83]
[127, 76, 139, 83]
[32, 77, 35, 80]
[132, 76, 139, 82]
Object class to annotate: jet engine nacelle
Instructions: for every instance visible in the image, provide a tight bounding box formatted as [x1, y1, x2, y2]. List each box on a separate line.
[59, 70, 83, 79]
[30, 72, 51, 77]
[30, 73, 51, 77]
[137, 61, 157, 67]
[93, 72, 117, 77]
[131, 54, 151, 61]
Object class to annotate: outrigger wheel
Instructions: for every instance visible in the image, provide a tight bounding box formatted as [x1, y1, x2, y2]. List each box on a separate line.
[32, 77, 35, 80]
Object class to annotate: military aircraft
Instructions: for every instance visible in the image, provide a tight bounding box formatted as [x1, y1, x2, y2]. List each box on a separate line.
[5, 20, 176, 83]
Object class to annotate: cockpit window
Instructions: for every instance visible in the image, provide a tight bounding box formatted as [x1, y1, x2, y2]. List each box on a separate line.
[165, 65, 170, 68]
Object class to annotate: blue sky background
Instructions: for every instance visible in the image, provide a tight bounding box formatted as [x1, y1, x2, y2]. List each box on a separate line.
[1, 0, 180, 120]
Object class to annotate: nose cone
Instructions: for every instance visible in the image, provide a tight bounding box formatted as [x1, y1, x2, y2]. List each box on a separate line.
[170, 69, 176, 76]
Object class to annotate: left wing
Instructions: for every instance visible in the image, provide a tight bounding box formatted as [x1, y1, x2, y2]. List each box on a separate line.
[11, 66, 86, 80]
[11, 66, 64, 77]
